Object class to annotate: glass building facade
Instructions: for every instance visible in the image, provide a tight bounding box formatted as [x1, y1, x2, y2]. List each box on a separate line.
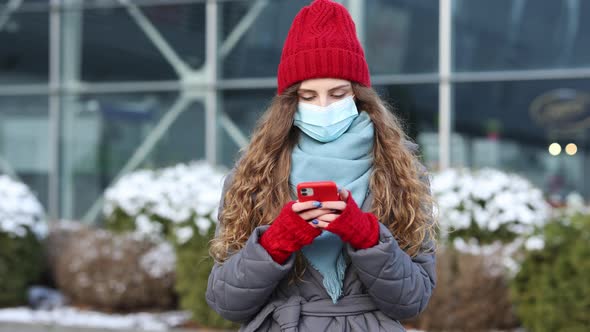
[1, 0, 589, 222]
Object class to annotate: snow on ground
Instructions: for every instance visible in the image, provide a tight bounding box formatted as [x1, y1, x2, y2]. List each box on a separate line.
[0, 306, 191, 331]
[0, 306, 427, 331]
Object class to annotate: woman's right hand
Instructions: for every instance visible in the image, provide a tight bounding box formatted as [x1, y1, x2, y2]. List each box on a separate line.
[258, 201, 322, 264]
[292, 199, 346, 229]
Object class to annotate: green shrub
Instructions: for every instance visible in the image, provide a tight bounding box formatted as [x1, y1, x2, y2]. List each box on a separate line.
[175, 225, 238, 330]
[0, 175, 47, 307]
[511, 212, 590, 332]
[0, 230, 44, 307]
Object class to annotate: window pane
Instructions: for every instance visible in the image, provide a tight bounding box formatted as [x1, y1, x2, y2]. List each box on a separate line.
[452, 79, 590, 200]
[219, 89, 274, 168]
[0, 10, 49, 84]
[376, 84, 439, 169]
[78, 2, 205, 82]
[59, 91, 205, 220]
[0, 95, 49, 210]
[221, 0, 308, 79]
[366, 0, 439, 74]
[453, 0, 590, 71]
[0, 0, 50, 10]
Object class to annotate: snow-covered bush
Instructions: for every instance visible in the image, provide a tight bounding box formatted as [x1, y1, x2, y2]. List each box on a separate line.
[0, 175, 47, 239]
[555, 191, 590, 218]
[432, 168, 551, 245]
[50, 222, 176, 311]
[103, 161, 224, 245]
[0, 175, 46, 306]
[519, 192, 589, 254]
[102, 161, 233, 327]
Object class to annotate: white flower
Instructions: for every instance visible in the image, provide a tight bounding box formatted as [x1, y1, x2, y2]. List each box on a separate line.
[174, 226, 194, 245]
[524, 236, 545, 251]
[559, 191, 590, 216]
[139, 241, 176, 278]
[135, 214, 163, 240]
[195, 217, 212, 235]
[566, 192, 585, 209]
[473, 206, 490, 228]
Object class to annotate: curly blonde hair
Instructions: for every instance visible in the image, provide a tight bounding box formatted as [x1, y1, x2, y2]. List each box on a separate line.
[210, 83, 437, 278]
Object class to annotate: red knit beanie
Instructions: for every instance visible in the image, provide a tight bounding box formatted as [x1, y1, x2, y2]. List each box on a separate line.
[277, 0, 371, 95]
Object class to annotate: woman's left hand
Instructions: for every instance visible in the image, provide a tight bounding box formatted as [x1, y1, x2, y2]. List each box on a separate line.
[307, 188, 349, 229]
[321, 189, 380, 249]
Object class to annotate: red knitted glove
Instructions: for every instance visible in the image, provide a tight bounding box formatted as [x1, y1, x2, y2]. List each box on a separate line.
[259, 201, 322, 264]
[326, 194, 379, 249]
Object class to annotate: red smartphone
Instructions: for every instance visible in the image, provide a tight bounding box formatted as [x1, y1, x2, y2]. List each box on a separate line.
[296, 181, 340, 202]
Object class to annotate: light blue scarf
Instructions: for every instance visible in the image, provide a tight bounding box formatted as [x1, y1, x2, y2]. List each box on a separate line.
[290, 111, 374, 303]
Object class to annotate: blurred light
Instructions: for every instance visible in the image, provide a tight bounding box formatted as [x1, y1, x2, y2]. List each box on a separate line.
[549, 143, 561, 156]
[565, 143, 577, 156]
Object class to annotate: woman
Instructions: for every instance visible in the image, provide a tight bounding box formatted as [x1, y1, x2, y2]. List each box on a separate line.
[206, 1, 437, 331]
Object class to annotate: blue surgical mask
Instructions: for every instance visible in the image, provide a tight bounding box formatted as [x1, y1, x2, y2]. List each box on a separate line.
[294, 95, 359, 143]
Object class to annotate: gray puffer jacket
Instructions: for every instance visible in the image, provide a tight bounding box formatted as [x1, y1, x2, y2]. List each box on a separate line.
[206, 165, 436, 332]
